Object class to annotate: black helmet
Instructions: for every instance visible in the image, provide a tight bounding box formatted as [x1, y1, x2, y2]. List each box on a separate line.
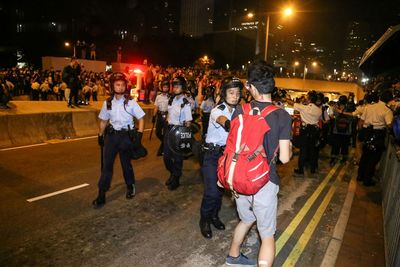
[172, 76, 187, 90]
[221, 76, 243, 100]
[109, 72, 128, 92]
[166, 125, 194, 156]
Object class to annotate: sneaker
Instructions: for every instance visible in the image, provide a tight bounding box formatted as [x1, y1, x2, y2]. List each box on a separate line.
[226, 253, 256, 266]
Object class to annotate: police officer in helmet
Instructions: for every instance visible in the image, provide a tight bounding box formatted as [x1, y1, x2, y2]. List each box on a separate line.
[93, 72, 145, 208]
[152, 79, 170, 156]
[199, 77, 242, 238]
[163, 76, 192, 190]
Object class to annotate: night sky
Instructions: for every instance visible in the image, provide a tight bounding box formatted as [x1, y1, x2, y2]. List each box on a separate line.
[289, 0, 400, 46]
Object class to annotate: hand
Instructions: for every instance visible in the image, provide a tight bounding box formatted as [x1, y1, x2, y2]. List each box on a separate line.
[98, 134, 104, 146]
[152, 116, 156, 123]
[223, 120, 231, 132]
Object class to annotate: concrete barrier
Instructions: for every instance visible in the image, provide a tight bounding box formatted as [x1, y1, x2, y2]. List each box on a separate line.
[43, 112, 76, 139]
[0, 116, 12, 148]
[0, 103, 157, 149]
[72, 111, 99, 137]
[7, 114, 47, 146]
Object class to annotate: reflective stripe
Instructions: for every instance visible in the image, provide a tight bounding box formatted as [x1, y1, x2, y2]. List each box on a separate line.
[251, 170, 269, 182]
[249, 161, 263, 172]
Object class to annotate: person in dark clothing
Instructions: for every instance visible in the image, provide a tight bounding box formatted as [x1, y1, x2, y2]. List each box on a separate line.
[62, 57, 81, 108]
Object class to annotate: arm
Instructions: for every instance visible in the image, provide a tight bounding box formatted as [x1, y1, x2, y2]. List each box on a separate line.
[99, 119, 108, 136]
[278, 139, 291, 164]
[137, 117, 145, 133]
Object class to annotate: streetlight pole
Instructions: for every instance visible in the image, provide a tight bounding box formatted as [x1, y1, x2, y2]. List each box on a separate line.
[264, 14, 270, 62]
[302, 64, 307, 90]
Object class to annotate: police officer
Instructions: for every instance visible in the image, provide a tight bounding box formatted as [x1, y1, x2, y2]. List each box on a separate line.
[200, 85, 216, 139]
[357, 90, 393, 186]
[163, 76, 192, 190]
[286, 91, 322, 176]
[93, 72, 145, 208]
[199, 77, 242, 239]
[152, 79, 170, 156]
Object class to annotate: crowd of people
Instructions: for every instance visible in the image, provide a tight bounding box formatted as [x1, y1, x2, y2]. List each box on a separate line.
[88, 57, 400, 266]
[1, 58, 400, 265]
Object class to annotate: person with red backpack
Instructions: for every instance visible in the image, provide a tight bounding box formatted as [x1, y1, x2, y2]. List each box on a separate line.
[199, 77, 242, 239]
[221, 60, 292, 267]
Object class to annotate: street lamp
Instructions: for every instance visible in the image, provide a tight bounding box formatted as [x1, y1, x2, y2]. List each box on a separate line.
[293, 61, 300, 77]
[248, 6, 294, 62]
[302, 61, 318, 89]
[64, 41, 76, 57]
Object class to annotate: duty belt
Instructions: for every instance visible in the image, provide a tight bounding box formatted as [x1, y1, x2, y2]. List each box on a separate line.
[158, 111, 168, 119]
[202, 143, 225, 153]
[301, 122, 319, 128]
[106, 126, 129, 135]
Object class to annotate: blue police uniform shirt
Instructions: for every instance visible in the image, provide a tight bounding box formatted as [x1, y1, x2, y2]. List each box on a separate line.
[167, 95, 193, 125]
[99, 96, 145, 130]
[200, 98, 215, 113]
[205, 102, 234, 146]
[154, 93, 169, 112]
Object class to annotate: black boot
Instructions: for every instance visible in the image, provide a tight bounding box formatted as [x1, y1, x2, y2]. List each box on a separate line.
[168, 176, 180, 191]
[126, 184, 135, 199]
[211, 217, 225, 230]
[199, 217, 212, 239]
[165, 175, 173, 186]
[92, 190, 106, 208]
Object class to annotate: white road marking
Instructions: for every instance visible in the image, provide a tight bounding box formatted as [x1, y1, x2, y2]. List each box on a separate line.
[1, 128, 153, 151]
[27, 183, 90, 202]
[320, 175, 357, 267]
[0, 143, 48, 151]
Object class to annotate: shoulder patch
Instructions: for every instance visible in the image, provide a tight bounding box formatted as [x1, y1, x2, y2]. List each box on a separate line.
[217, 104, 226, 111]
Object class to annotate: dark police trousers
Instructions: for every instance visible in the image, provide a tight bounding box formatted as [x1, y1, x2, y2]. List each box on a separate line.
[163, 125, 184, 177]
[357, 129, 386, 183]
[98, 131, 134, 191]
[200, 147, 224, 219]
[156, 112, 168, 151]
[298, 124, 320, 173]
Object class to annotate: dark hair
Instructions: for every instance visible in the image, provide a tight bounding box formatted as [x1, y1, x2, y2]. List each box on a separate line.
[307, 90, 318, 104]
[338, 95, 348, 105]
[380, 90, 394, 103]
[247, 60, 275, 94]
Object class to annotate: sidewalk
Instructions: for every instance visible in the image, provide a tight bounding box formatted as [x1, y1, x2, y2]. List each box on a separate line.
[335, 180, 385, 266]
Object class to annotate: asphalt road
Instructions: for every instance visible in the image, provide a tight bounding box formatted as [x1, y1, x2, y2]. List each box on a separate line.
[0, 134, 353, 266]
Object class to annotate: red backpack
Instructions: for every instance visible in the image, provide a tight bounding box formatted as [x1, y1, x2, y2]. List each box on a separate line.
[217, 103, 279, 196]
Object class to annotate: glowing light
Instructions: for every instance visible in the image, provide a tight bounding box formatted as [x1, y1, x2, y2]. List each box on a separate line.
[312, 61, 317, 67]
[64, 42, 70, 47]
[133, 69, 143, 74]
[283, 7, 294, 17]
[247, 12, 254, 18]
[294, 61, 300, 66]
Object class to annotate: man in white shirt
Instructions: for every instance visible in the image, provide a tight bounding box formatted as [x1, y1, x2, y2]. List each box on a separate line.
[357, 90, 393, 186]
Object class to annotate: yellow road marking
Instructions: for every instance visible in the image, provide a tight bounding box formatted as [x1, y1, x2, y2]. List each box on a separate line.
[276, 163, 341, 255]
[282, 165, 347, 267]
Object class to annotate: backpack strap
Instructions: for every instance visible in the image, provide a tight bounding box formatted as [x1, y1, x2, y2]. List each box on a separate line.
[260, 104, 279, 117]
[241, 103, 252, 114]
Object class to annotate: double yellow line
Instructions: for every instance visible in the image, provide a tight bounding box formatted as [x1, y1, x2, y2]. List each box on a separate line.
[276, 163, 347, 266]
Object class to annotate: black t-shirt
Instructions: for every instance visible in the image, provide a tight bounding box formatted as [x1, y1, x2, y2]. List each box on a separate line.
[232, 100, 292, 185]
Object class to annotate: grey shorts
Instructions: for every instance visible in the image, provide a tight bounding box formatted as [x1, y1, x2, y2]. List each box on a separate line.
[235, 181, 279, 239]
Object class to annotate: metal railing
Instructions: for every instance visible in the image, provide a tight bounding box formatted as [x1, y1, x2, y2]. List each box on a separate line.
[379, 136, 400, 267]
